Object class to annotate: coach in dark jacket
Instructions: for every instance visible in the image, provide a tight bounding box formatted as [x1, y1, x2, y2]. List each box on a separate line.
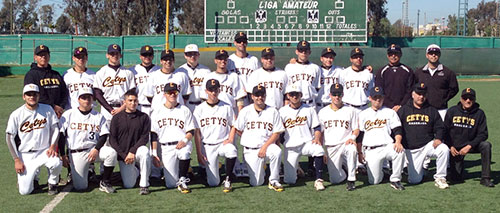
[444, 88, 494, 187]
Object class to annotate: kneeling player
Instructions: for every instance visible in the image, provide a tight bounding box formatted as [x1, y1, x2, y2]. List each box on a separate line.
[235, 85, 285, 191]
[59, 88, 118, 192]
[280, 84, 325, 191]
[151, 83, 195, 193]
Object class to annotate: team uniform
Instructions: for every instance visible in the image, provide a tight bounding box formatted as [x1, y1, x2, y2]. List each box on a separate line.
[145, 70, 192, 111]
[319, 105, 359, 184]
[201, 71, 246, 112]
[316, 65, 343, 110]
[177, 63, 212, 111]
[63, 68, 96, 109]
[227, 53, 261, 94]
[375, 63, 414, 109]
[339, 67, 374, 112]
[130, 64, 161, 115]
[284, 62, 321, 106]
[247, 67, 288, 109]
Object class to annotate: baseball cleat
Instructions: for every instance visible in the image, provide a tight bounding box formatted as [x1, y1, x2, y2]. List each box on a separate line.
[390, 181, 405, 190]
[314, 179, 325, 191]
[99, 181, 116, 194]
[222, 176, 232, 193]
[139, 187, 150, 195]
[480, 178, 495, 188]
[268, 182, 284, 192]
[177, 177, 191, 194]
[434, 178, 449, 189]
[48, 184, 59, 195]
[346, 181, 356, 191]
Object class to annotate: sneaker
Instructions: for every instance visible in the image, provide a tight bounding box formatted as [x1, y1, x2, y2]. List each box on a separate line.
[99, 181, 116, 194]
[314, 179, 325, 191]
[48, 184, 58, 195]
[346, 181, 356, 191]
[480, 178, 495, 188]
[390, 181, 405, 190]
[139, 187, 150, 195]
[177, 177, 191, 194]
[434, 178, 449, 189]
[268, 181, 284, 192]
[222, 176, 232, 193]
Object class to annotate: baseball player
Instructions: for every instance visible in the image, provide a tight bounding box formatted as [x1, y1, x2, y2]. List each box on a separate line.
[339, 48, 374, 113]
[228, 31, 261, 97]
[397, 83, 450, 189]
[5, 84, 62, 195]
[316, 48, 343, 111]
[235, 85, 285, 191]
[176, 44, 212, 112]
[247, 48, 288, 109]
[279, 84, 325, 191]
[108, 90, 152, 195]
[150, 83, 196, 193]
[63, 47, 96, 110]
[145, 50, 192, 111]
[58, 87, 118, 192]
[284, 40, 321, 106]
[24, 44, 68, 118]
[194, 79, 238, 192]
[358, 86, 405, 190]
[93, 44, 136, 123]
[318, 83, 360, 191]
[129, 45, 161, 116]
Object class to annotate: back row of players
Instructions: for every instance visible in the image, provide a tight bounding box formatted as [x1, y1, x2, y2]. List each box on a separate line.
[7, 32, 494, 196]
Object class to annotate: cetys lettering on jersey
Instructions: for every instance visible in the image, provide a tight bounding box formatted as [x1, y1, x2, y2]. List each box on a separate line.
[190, 77, 204, 87]
[345, 80, 369, 90]
[157, 118, 185, 129]
[245, 121, 273, 131]
[257, 81, 284, 90]
[322, 120, 350, 130]
[69, 122, 101, 132]
[68, 82, 92, 93]
[232, 68, 254, 76]
[284, 116, 307, 128]
[135, 75, 149, 85]
[102, 76, 127, 87]
[199, 117, 228, 127]
[364, 119, 387, 131]
[452, 116, 475, 126]
[220, 85, 234, 96]
[320, 76, 339, 85]
[20, 118, 47, 133]
[406, 114, 430, 122]
[39, 78, 60, 86]
[290, 73, 315, 84]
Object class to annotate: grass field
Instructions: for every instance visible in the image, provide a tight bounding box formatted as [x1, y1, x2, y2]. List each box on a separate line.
[1, 75, 499, 212]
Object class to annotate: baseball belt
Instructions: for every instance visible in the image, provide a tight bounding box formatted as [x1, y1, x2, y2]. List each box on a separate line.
[69, 147, 91, 153]
[188, 101, 202, 105]
[203, 142, 220, 146]
[26, 149, 41, 153]
[345, 103, 368, 108]
[139, 104, 151, 107]
[316, 102, 330, 107]
[325, 143, 342, 148]
[244, 146, 260, 150]
[160, 141, 178, 146]
[363, 144, 387, 150]
[109, 103, 121, 107]
[303, 100, 314, 104]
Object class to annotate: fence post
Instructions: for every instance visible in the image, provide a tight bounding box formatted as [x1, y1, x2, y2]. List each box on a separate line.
[18, 35, 22, 65]
[120, 36, 124, 65]
[70, 35, 74, 66]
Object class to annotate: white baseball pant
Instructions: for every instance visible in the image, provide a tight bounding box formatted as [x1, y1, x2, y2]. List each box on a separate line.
[69, 146, 117, 191]
[243, 143, 282, 186]
[326, 143, 357, 184]
[406, 140, 449, 184]
[364, 144, 404, 185]
[160, 141, 192, 188]
[201, 142, 238, 186]
[17, 149, 62, 195]
[283, 142, 324, 184]
[118, 145, 151, 188]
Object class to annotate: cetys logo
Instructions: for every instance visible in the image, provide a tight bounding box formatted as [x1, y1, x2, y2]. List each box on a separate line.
[112, 44, 118, 49]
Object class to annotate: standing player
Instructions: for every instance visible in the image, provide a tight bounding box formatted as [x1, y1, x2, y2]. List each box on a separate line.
[58, 88, 118, 192]
[375, 44, 414, 112]
[228, 31, 261, 97]
[279, 84, 325, 191]
[150, 83, 196, 193]
[397, 83, 449, 189]
[235, 85, 285, 191]
[93, 44, 136, 123]
[339, 48, 374, 113]
[247, 48, 288, 109]
[358, 87, 405, 190]
[63, 47, 95, 110]
[318, 83, 359, 191]
[129, 45, 161, 115]
[108, 90, 152, 195]
[316, 48, 343, 111]
[6, 84, 62, 195]
[176, 44, 212, 112]
[194, 79, 238, 192]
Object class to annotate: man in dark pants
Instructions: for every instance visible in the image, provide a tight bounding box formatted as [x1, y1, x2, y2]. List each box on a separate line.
[444, 88, 494, 187]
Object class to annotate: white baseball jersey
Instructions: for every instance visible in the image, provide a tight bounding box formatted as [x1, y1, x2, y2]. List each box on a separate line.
[247, 67, 288, 109]
[201, 71, 246, 109]
[316, 65, 343, 104]
[318, 105, 359, 146]
[93, 65, 136, 105]
[59, 109, 109, 150]
[129, 64, 161, 105]
[6, 104, 58, 152]
[227, 53, 261, 92]
[151, 104, 196, 143]
[145, 70, 192, 109]
[176, 63, 212, 104]
[279, 104, 320, 148]
[63, 68, 95, 109]
[339, 67, 374, 106]
[359, 107, 401, 147]
[193, 101, 235, 144]
[284, 62, 321, 102]
[235, 105, 285, 148]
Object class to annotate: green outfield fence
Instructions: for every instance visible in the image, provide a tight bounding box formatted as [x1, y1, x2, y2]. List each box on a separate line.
[1, 34, 500, 76]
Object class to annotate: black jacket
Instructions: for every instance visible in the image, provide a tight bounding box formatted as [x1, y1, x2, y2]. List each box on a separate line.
[414, 64, 458, 109]
[109, 110, 151, 160]
[24, 63, 68, 108]
[444, 102, 488, 149]
[375, 63, 414, 108]
[397, 99, 445, 149]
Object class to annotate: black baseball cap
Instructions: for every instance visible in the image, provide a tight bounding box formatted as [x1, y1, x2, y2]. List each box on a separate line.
[161, 49, 175, 60]
[73, 47, 87, 57]
[35, 45, 50, 55]
[297, 40, 310, 51]
[234, 31, 248, 42]
[261, 48, 275, 58]
[370, 86, 384, 97]
[330, 83, 343, 96]
[206, 79, 220, 92]
[164, 82, 179, 93]
[321, 47, 336, 57]
[215, 49, 229, 59]
[413, 82, 427, 95]
[252, 85, 266, 96]
[140, 45, 154, 55]
[387, 44, 402, 54]
[461, 88, 476, 99]
[350, 47, 364, 57]
[107, 44, 121, 54]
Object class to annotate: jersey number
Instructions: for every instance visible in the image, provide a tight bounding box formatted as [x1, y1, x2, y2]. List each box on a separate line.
[89, 132, 96, 140]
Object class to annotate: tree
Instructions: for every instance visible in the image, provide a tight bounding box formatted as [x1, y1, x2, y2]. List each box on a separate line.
[0, 0, 15, 33]
[15, 0, 40, 33]
[468, 0, 500, 36]
[444, 14, 458, 35]
[177, 0, 204, 34]
[368, 0, 388, 37]
[55, 14, 73, 34]
[39, 4, 54, 33]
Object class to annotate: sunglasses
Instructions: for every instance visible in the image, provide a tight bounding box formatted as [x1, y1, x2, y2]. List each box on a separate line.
[288, 92, 301, 97]
[185, 52, 199, 57]
[141, 54, 154, 57]
[427, 51, 440, 56]
[331, 93, 343, 97]
[236, 40, 248, 44]
[166, 91, 179, 96]
[297, 49, 309, 53]
[462, 96, 475, 101]
[24, 91, 38, 97]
